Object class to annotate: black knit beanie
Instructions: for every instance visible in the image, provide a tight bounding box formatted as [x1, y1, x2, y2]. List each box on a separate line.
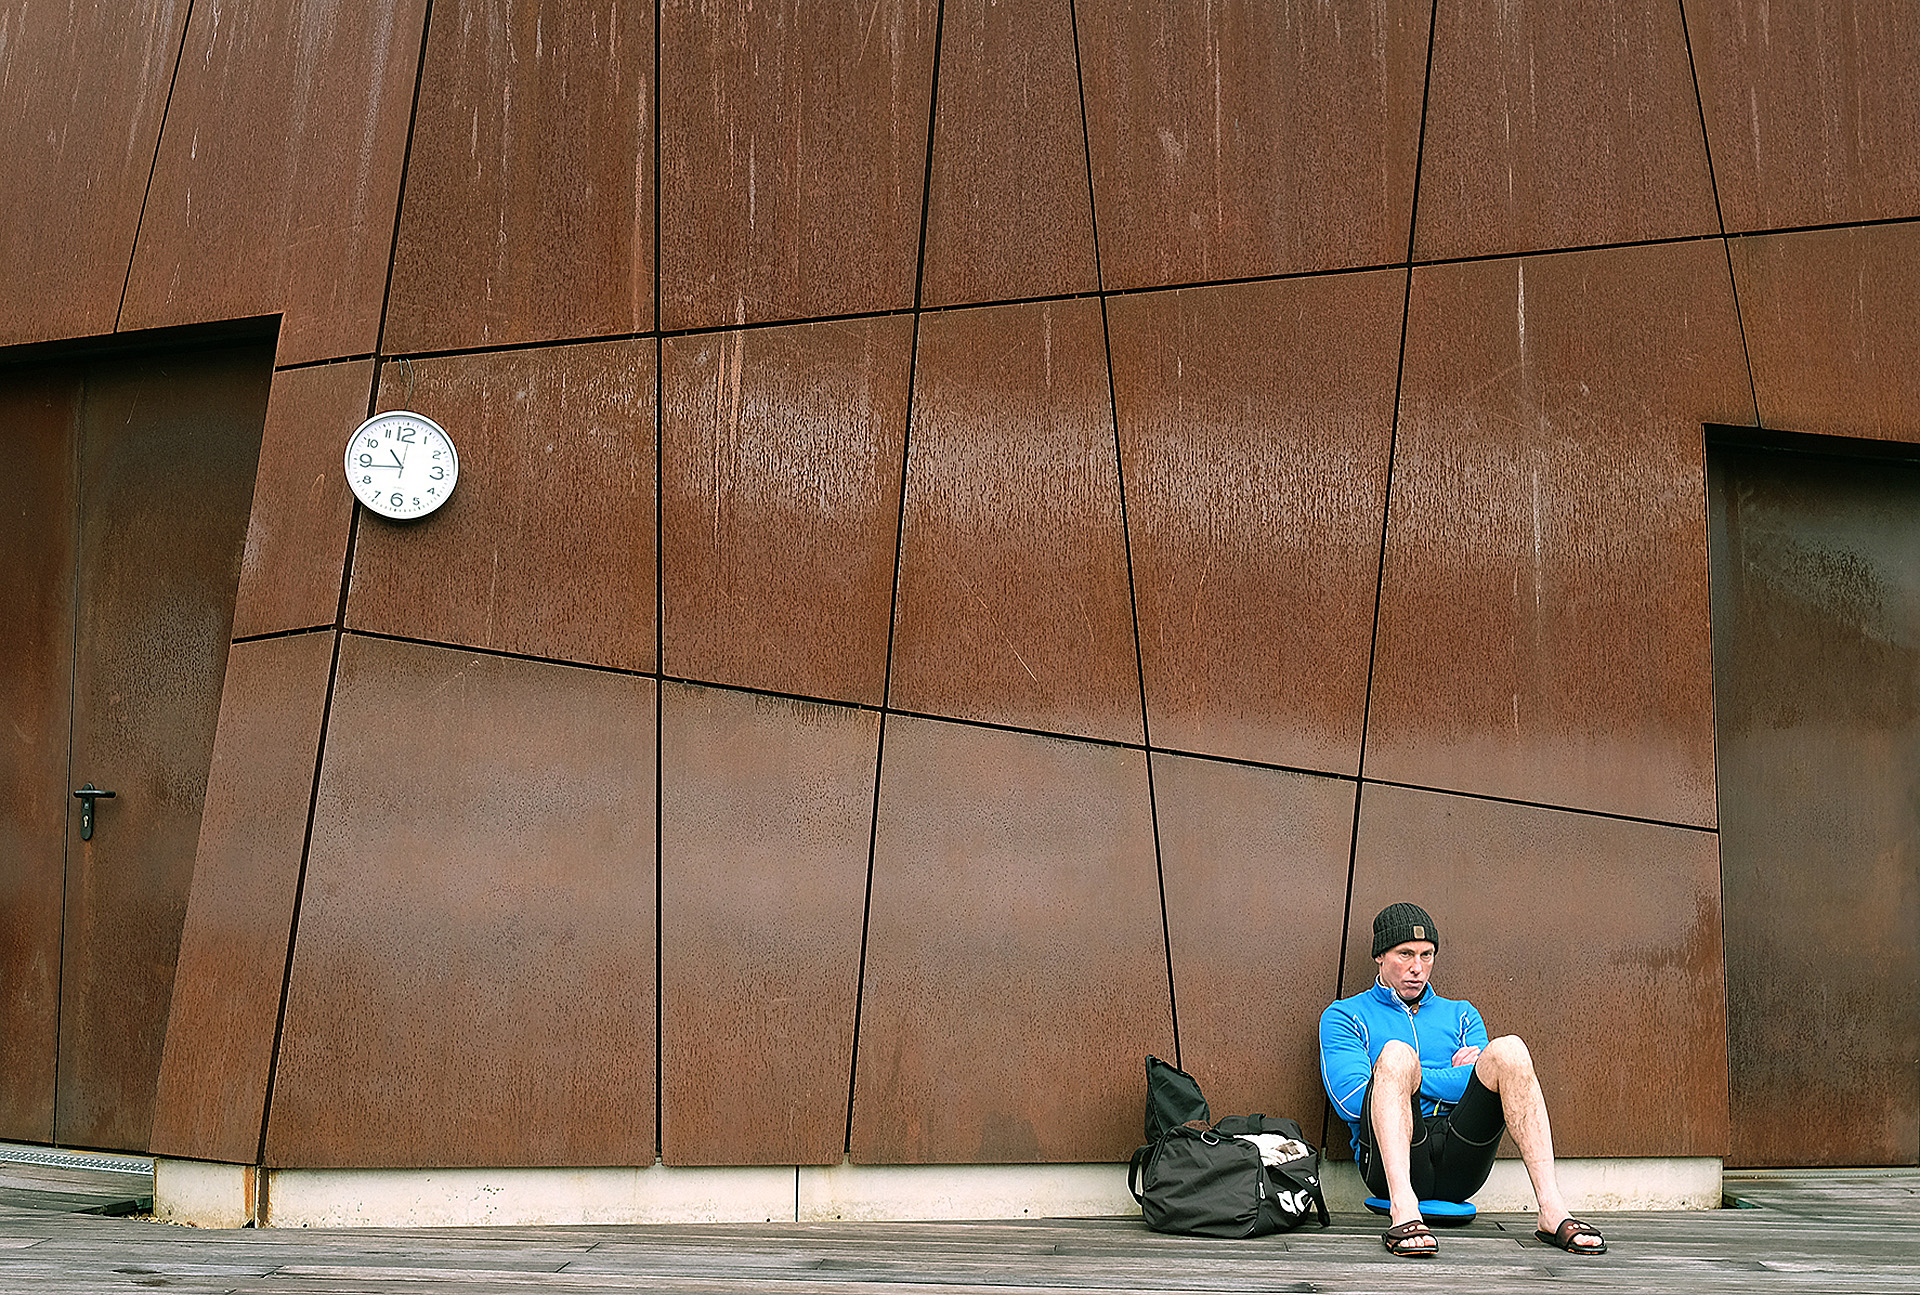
[1372, 902, 1438, 957]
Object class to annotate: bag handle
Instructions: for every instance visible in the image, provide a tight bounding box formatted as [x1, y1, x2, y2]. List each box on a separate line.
[1126, 1143, 1152, 1204]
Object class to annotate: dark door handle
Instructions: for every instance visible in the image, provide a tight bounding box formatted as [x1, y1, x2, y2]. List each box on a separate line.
[71, 784, 116, 841]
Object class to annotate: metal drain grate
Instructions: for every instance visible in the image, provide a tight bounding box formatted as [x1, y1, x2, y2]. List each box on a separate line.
[0, 1145, 153, 1176]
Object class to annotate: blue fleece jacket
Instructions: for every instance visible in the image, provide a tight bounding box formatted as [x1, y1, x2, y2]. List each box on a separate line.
[1319, 979, 1489, 1153]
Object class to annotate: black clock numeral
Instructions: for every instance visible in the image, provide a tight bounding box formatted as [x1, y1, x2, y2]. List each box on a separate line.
[431, 450, 441, 459]
[358, 453, 373, 467]
[429, 466, 445, 480]
[361, 475, 373, 484]
[412, 497, 421, 507]
[397, 426, 417, 443]
[390, 493, 404, 508]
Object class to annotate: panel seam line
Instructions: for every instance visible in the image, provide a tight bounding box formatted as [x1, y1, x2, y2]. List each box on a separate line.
[1331, 8, 1440, 1150]
[114, 0, 198, 332]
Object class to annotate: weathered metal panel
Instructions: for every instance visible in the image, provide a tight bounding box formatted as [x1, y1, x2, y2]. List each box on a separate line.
[890, 300, 1140, 744]
[1368, 242, 1753, 825]
[1415, 0, 1716, 259]
[1348, 784, 1729, 1159]
[661, 318, 912, 705]
[346, 342, 657, 672]
[1109, 273, 1399, 775]
[660, 0, 937, 330]
[1076, 0, 1426, 288]
[659, 683, 876, 1165]
[851, 717, 1170, 1164]
[150, 630, 336, 1165]
[266, 636, 657, 1167]
[1154, 753, 1351, 1125]
[1731, 225, 1920, 449]
[0, 0, 187, 346]
[231, 362, 373, 640]
[1691, 0, 1920, 231]
[385, 0, 656, 352]
[919, 0, 1096, 307]
[121, 0, 427, 365]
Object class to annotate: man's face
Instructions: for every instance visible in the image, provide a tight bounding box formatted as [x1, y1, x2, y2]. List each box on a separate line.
[1375, 940, 1436, 1003]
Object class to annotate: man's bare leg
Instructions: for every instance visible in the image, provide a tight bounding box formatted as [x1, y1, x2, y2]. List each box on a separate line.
[1471, 1035, 1601, 1251]
[1368, 1040, 1435, 1252]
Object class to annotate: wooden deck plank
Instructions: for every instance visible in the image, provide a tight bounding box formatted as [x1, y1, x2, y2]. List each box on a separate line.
[0, 1158, 153, 1219]
[0, 1171, 1912, 1293]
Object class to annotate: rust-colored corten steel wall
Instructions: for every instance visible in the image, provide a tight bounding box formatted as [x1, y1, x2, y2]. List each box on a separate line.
[3, 0, 1918, 1170]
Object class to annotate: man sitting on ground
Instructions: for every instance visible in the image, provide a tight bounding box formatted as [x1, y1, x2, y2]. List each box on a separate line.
[1318, 902, 1607, 1259]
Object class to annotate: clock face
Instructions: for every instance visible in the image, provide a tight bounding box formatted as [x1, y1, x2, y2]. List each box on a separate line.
[345, 411, 459, 520]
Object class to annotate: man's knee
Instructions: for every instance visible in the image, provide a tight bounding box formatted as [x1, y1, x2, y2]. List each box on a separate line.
[1373, 1039, 1419, 1087]
[1476, 1034, 1536, 1080]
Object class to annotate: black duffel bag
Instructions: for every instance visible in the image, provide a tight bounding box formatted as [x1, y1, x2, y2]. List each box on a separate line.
[1144, 1054, 1208, 1140]
[1129, 1068, 1329, 1238]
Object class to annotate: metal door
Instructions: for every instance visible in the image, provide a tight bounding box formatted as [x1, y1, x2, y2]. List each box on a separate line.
[0, 344, 270, 1151]
[1709, 443, 1920, 1167]
[0, 369, 82, 1141]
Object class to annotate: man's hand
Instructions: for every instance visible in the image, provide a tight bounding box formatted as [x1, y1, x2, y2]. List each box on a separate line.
[1451, 1045, 1481, 1068]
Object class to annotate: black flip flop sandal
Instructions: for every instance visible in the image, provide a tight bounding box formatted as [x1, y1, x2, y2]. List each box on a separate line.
[1383, 1219, 1437, 1257]
[1534, 1217, 1606, 1254]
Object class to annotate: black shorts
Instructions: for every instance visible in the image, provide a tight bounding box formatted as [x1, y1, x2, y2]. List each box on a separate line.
[1356, 1072, 1505, 1203]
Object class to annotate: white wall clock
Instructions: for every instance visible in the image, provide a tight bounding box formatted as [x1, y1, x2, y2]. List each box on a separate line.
[345, 410, 459, 520]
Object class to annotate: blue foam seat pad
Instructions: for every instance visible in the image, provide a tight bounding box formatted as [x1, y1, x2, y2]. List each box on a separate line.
[1363, 1196, 1477, 1224]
